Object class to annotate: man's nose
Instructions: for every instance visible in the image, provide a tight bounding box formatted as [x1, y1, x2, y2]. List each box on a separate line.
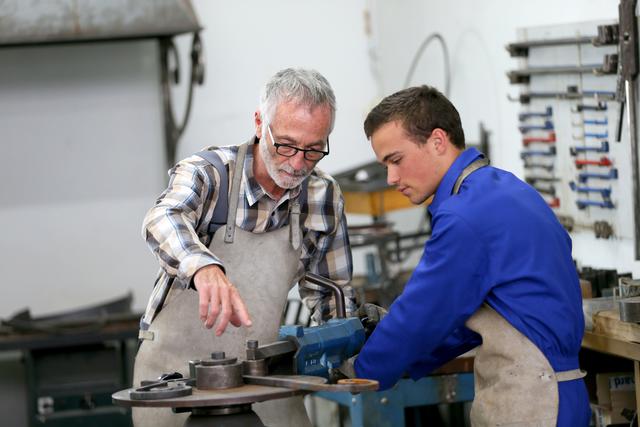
[290, 150, 308, 169]
[387, 167, 399, 186]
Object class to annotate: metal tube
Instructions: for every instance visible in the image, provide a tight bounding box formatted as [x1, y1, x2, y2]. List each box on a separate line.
[626, 79, 640, 259]
[304, 273, 346, 318]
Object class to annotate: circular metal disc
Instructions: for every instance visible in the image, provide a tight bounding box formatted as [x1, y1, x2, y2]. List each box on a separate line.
[113, 384, 308, 408]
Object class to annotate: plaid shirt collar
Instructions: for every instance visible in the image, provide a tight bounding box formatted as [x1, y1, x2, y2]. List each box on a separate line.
[243, 137, 302, 206]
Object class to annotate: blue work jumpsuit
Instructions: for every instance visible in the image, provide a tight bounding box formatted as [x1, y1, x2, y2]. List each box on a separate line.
[356, 148, 590, 425]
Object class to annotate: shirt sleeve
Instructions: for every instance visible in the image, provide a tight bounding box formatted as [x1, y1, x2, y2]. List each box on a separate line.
[354, 210, 490, 389]
[141, 158, 223, 287]
[298, 194, 355, 322]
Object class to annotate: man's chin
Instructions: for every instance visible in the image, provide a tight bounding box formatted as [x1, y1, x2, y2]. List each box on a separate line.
[275, 176, 305, 189]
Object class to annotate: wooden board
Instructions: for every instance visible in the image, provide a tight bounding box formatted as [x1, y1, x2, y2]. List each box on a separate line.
[593, 310, 640, 344]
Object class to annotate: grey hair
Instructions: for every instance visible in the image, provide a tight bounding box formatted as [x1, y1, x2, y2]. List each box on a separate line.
[259, 68, 336, 138]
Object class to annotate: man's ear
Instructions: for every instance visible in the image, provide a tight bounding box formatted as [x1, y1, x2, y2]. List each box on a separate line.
[430, 128, 449, 155]
[254, 110, 263, 139]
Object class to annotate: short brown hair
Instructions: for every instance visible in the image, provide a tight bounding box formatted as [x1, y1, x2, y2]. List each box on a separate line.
[364, 85, 465, 149]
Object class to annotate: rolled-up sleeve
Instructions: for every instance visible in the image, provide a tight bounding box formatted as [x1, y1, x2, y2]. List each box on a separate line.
[142, 159, 223, 286]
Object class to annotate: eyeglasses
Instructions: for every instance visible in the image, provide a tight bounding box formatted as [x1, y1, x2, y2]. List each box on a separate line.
[267, 125, 329, 161]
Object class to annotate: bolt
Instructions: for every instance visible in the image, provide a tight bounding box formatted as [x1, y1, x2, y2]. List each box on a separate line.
[380, 397, 388, 405]
[351, 397, 357, 404]
[211, 351, 225, 360]
[247, 340, 259, 350]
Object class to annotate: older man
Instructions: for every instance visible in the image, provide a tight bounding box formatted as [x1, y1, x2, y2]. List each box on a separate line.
[133, 68, 354, 427]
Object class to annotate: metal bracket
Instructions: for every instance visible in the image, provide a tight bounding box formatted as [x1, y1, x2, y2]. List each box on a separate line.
[616, 0, 640, 258]
[160, 31, 205, 170]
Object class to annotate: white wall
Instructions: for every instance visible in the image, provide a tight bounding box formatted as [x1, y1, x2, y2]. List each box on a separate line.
[0, 41, 165, 317]
[173, 0, 379, 173]
[1, 0, 637, 319]
[367, 0, 640, 277]
[0, 1, 378, 317]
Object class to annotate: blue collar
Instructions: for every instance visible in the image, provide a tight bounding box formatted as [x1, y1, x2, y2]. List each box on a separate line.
[428, 147, 483, 216]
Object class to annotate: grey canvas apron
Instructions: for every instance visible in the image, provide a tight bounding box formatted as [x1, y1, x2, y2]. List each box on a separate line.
[454, 157, 585, 426]
[132, 142, 311, 427]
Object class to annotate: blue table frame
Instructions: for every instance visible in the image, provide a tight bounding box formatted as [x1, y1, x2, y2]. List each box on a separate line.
[316, 373, 475, 427]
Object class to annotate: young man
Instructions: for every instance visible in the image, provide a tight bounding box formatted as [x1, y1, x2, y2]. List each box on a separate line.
[355, 85, 589, 426]
[134, 68, 354, 427]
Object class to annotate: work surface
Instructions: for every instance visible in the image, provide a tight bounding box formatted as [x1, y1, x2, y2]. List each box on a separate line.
[0, 312, 141, 351]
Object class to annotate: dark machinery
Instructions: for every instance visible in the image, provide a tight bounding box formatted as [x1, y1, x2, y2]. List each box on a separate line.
[112, 273, 379, 426]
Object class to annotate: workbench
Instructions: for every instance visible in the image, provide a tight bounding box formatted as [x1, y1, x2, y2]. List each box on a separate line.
[0, 305, 140, 427]
[315, 355, 474, 427]
[582, 310, 640, 412]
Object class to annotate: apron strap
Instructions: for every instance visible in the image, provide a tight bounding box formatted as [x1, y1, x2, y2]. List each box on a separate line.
[225, 142, 250, 243]
[452, 157, 490, 195]
[195, 149, 229, 234]
[555, 368, 587, 382]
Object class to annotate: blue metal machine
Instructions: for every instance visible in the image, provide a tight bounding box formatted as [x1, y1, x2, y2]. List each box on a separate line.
[278, 317, 365, 378]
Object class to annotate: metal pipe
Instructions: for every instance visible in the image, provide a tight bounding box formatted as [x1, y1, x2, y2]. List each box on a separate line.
[304, 273, 346, 319]
[626, 79, 640, 259]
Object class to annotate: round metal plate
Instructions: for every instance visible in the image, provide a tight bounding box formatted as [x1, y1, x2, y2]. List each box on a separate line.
[113, 384, 308, 408]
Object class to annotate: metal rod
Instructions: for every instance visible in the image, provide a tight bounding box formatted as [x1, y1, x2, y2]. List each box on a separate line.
[627, 79, 640, 259]
[304, 273, 346, 319]
[506, 36, 595, 57]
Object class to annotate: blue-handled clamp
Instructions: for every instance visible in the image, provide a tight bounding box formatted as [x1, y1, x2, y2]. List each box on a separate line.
[577, 168, 619, 183]
[570, 141, 609, 155]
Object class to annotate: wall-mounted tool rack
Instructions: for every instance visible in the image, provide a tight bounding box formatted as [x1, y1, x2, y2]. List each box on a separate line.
[506, 4, 640, 258]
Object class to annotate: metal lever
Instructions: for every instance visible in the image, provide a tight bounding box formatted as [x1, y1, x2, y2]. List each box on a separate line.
[574, 157, 613, 168]
[520, 146, 557, 159]
[304, 273, 346, 318]
[578, 169, 619, 182]
[519, 106, 553, 120]
[523, 132, 556, 146]
[569, 182, 612, 198]
[576, 199, 615, 209]
[570, 141, 609, 155]
[519, 120, 554, 133]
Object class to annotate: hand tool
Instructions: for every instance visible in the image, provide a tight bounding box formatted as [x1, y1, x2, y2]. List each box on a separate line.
[570, 141, 609, 155]
[584, 118, 609, 125]
[507, 56, 618, 84]
[578, 168, 619, 182]
[574, 157, 613, 168]
[573, 130, 609, 140]
[506, 25, 618, 57]
[507, 86, 617, 104]
[532, 185, 556, 196]
[572, 101, 609, 112]
[547, 197, 560, 208]
[525, 176, 560, 184]
[523, 132, 556, 146]
[506, 35, 595, 57]
[569, 182, 612, 198]
[519, 120, 554, 133]
[576, 199, 615, 209]
[556, 215, 614, 239]
[523, 161, 554, 172]
[518, 106, 553, 120]
[520, 146, 556, 159]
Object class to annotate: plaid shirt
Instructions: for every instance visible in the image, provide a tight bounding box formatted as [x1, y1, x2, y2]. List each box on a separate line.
[140, 139, 354, 330]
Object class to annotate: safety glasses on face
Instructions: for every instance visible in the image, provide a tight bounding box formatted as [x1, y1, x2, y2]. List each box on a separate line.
[267, 125, 329, 161]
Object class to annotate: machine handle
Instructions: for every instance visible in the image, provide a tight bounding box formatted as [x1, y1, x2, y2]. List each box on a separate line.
[304, 273, 346, 319]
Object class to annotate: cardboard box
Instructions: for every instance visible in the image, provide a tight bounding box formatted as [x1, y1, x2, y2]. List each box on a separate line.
[595, 373, 633, 406]
[593, 373, 636, 425]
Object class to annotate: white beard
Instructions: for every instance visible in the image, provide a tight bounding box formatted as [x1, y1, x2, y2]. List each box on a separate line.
[259, 138, 311, 189]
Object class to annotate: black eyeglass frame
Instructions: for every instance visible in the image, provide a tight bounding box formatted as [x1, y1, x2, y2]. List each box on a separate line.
[267, 125, 330, 161]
